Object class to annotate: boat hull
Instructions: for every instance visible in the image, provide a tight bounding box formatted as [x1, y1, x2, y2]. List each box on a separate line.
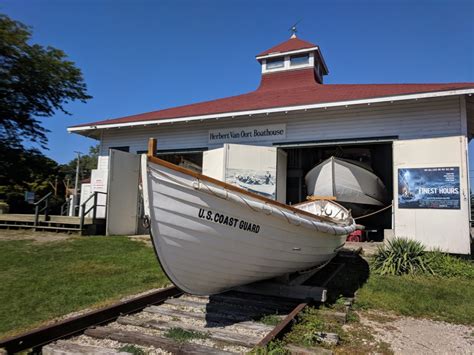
[143, 155, 355, 295]
[305, 157, 388, 215]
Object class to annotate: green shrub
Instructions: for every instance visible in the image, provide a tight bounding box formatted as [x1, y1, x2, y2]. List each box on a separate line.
[373, 238, 474, 278]
[372, 238, 433, 276]
[427, 250, 474, 279]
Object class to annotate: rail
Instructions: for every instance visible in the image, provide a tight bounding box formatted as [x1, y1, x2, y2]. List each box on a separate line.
[79, 191, 107, 231]
[0, 252, 355, 353]
[60, 196, 72, 216]
[0, 286, 181, 353]
[34, 192, 53, 227]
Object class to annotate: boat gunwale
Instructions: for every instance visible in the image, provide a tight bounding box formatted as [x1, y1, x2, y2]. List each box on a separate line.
[146, 153, 353, 226]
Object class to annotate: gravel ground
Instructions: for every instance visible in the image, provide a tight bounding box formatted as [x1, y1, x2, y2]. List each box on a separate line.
[140, 302, 271, 338]
[71, 334, 170, 354]
[359, 310, 474, 354]
[109, 322, 248, 353]
[54, 296, 263, 354]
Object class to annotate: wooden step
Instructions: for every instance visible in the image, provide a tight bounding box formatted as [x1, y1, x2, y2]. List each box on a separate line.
[0, 214, 95, 224]
[84, 326, 234, 355]
[117, 315, 259, 347]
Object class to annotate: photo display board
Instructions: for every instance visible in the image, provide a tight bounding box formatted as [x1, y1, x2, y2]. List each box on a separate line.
[398, 167, 460, 209]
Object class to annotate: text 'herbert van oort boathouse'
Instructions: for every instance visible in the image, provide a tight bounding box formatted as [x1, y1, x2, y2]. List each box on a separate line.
[68, 34, 474, 254]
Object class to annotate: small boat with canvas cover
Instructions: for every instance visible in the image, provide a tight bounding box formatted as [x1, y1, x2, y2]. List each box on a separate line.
[142, 140, 357, 295]
[305, 156, 389, 217]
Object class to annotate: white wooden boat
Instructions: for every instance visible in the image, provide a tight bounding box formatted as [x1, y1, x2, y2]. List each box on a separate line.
[305, 157, 388, 216]
[142, 150, 357, 296]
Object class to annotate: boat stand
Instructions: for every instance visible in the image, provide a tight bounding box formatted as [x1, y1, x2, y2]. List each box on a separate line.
[235, 267, 329, 302]
[235, 244, 363, 302]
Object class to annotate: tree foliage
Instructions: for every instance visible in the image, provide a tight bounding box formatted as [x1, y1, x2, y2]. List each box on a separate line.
[60, 145, 99, 181]
[0, 14, 92, 212]
[0, 144, 99, 213]
[0, 14, 91, 148]
[0, 146, 64, 213]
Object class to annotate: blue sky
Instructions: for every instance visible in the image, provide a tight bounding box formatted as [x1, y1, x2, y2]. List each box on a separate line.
[2, 0, 473, 164]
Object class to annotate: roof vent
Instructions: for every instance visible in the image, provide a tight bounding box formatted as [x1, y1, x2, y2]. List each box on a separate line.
[256, 37, 329, 84]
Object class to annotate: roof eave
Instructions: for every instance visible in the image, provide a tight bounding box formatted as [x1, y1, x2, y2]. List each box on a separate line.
[255, 47, 319, 61]
[68, 88, 474, 134]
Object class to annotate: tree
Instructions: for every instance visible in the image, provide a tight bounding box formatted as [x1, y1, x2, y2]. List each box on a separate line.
[0, 146, 65, 213]
[0, 14, 91, 212]
[0, 14, 92, 149]
[61, 145, 99, 182]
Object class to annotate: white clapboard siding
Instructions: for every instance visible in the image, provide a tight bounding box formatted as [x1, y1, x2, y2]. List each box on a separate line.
[99, 96, 463, 155]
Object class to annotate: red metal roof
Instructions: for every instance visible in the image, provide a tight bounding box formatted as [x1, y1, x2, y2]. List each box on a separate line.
[257, 37, 317, 57]
[71, 68, 474, 129]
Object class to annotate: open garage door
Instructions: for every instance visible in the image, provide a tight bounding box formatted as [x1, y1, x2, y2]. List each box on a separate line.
[393, 137, 470, 254]
[276, 139, 394, 240]
[106, 149, 140, 235]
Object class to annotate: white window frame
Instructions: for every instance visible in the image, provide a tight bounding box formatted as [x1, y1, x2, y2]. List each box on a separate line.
[261, 52, 315, 74]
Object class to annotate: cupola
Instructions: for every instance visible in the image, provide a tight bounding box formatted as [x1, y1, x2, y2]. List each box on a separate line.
[256, 34, 329, 84]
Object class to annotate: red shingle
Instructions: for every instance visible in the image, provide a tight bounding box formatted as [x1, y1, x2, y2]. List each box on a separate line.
[71, 68, 474, 129]
[257, 37, 317, 57]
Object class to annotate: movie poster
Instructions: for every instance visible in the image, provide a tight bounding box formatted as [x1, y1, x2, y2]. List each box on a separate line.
[398, 167, 460, 209]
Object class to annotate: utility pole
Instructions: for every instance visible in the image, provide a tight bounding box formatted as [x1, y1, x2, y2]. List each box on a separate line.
[73, 151, 82, 216]
[48, 176, 58, 196]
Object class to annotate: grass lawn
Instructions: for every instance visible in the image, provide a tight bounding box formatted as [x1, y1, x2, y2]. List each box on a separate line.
[355, 273, 474, 325]
[274, 255, 474, 354]
[0, 236, 169, 338]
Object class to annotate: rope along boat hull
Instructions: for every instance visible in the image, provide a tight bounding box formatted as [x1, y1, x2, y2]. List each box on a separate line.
[142, 155, 356, 295]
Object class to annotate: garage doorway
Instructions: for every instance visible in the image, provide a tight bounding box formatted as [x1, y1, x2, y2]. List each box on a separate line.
[278, 140, 394, 239]
[156, 148, 206, 173]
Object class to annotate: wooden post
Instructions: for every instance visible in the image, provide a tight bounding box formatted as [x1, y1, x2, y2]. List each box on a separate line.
[44, 197, 49, 221]
[34, 205, 39, 227]
[307, 195, 337, 201]
[148, 138, 157, 157]
[92, 192, 97, 222]
[80, 204, 85, 233]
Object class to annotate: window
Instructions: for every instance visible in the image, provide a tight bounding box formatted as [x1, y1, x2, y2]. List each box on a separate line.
[290, 54, 309, 66]
[266, 57, 284, 70]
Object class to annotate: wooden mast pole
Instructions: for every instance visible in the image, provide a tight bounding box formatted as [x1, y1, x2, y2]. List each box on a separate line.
[148, 138, 157, 158]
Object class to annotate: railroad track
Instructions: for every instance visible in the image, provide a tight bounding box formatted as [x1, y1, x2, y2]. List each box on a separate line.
[0, 251, 360, 354]
[0, 287, 309, 354]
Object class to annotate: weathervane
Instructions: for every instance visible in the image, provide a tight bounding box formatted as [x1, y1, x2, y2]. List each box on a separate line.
[289, 19, 302, 38]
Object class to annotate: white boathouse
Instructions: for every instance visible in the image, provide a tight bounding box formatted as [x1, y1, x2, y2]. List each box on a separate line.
[68, 35, 474, 254]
